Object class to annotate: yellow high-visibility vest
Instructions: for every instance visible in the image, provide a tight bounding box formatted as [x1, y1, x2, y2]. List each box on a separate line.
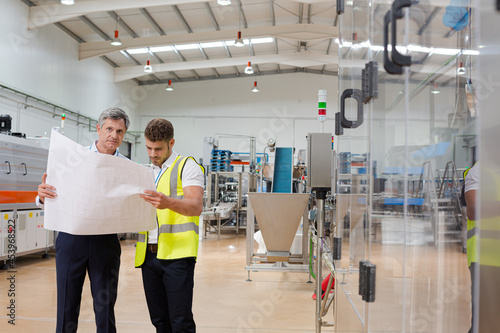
[464, 165, 478, 267]
[135, 155, 204, 267]
[465, 163, 500, 267]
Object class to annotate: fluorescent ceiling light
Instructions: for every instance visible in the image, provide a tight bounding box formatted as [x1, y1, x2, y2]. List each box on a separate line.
[464, 50, 479, 55]
[370, 45, 385, 51]
[433, 48, 461, 55]
[174, 44, 199, 51]
[127, 47, 149, 55]
[125, 37, 274, 55]
[251, 37, 274, 44]
[151, 46, 173, 53]
[395, 45, 407, 53]
[407, 45, 432, 53]
[200, 41, 225, 48]
[333, 39, 479, 56]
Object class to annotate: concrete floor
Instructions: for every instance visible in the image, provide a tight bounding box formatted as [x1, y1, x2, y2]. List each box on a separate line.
[0, 231, 471, 332]
[0, 233, 316, 333]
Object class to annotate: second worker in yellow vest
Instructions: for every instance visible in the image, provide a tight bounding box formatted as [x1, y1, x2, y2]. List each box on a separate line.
[136, 118, 204, 333]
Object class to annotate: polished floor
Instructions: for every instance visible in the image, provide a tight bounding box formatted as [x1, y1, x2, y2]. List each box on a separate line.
[0, 231, 471, 333]
[0, 233, 316, 333]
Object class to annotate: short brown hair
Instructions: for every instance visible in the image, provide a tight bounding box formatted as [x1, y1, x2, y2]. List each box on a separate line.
[144, 118, 174, 142]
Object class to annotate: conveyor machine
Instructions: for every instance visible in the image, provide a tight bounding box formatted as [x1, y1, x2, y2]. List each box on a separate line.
[0, 133, 53, 269]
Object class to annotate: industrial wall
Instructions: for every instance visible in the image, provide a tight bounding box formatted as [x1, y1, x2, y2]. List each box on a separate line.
[0, 0, 139, 155]
[135, 74, 456, 166]
[135, 73, 337, 164]
[0, 0, 457, 167]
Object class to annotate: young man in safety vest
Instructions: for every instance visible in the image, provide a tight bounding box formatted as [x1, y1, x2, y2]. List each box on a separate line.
[136, 118, 204, 333]
[465, 161, 500, 333]
[464, 162, 478, 333]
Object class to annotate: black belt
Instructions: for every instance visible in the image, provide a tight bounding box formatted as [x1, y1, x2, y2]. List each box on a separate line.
[147, 244, 158, 253]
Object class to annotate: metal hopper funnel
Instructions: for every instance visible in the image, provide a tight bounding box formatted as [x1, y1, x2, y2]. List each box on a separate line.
[248, 193, 310, 261]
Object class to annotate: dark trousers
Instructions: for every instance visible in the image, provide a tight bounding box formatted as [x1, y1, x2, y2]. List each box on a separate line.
[469, 262, 477, 333]
[55, 232, 121, 333]
[141, 250, 196, 333]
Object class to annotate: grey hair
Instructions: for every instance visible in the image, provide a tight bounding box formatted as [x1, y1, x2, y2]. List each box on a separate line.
[98, 107, 130, 130]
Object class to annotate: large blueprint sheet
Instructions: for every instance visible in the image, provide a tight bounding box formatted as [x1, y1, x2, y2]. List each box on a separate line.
[44, 130, 156, 235]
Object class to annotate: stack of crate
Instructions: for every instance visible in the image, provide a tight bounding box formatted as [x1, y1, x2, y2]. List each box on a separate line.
[210, 149, 233, 172]
[339, 152, 352, 174]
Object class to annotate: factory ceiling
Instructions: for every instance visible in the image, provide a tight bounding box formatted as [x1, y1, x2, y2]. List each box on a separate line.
[20, 0, 470, 86]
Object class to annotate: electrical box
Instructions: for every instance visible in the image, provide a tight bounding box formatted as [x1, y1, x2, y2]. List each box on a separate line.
[307, 133, 333, 189]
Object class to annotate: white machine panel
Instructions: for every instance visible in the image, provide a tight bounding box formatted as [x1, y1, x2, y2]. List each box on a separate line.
[26, 211, 38, 251]
[36, 210, 46, 247]
[1, 212, 15, 257]
[15, 211, 28, 253]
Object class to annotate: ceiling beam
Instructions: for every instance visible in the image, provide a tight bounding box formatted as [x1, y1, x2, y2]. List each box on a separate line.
[222, 41, 232, 58]
[270, 0, 276, 26]
[137, 68, 338, 86]
[54, 22, 85, 43]
[148, 48, 164, 64]
[417, 7, 441, 36]
[108, 11, 138, 38]
[28, 0, 454, 30]
[79, 15, 111, 41]
[172, 5, 193, 33]
[100, 56, 118, 68]
[28, 0, 209, 29]
[171, 45, 187, 62]
[237, 0, 248, 29]
[115, 49, 459, 83]
[205, 2, 220, 31]
[120, 50, 141, 65]
[139, 8, 165, 36]
[114, 52, 339, 82]
[80, 23, 337, 60]
[19, 0, 35, 7]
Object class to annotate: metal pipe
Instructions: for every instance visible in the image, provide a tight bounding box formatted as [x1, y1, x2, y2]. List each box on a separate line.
[321, 273, 335, 317]
[249, 136, 256, 174]
[260, 146, 269, 192]
[315, 197, 325, 332]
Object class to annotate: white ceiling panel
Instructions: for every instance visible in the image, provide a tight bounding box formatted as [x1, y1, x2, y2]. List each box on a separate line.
[21, 0, 470, 86]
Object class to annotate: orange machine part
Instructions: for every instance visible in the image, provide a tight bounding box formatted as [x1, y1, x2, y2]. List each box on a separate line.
[0, 191, 38, 204]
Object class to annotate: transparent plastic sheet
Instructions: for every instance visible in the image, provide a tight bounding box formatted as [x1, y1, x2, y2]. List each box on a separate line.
[476, 1, 500, 332]
[334, 2, 371, 331]
[334, 0, 477, 332]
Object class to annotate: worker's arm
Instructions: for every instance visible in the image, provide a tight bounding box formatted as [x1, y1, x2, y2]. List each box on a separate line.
[141, 185, 204, 216]
[465, 189, 477, 221]
[37, 173, 57, 204]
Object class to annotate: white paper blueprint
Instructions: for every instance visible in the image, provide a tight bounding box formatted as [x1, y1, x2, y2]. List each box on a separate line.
[44, 130, 157, 235]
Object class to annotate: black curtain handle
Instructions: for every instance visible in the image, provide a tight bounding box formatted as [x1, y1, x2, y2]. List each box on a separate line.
[340, 89, 364, 129]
